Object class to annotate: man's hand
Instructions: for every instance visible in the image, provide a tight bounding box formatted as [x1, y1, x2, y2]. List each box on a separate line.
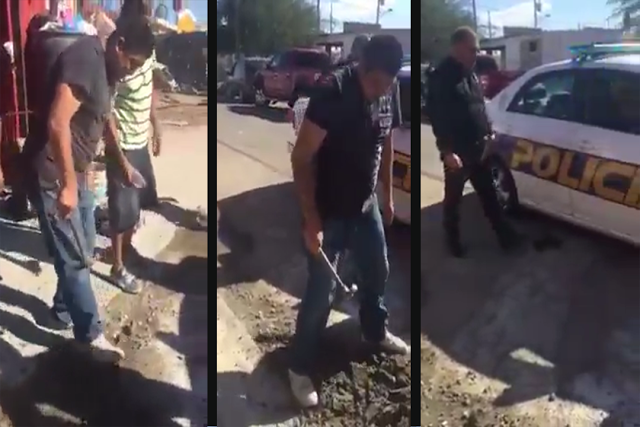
[443, 152, 463, 171]
[57, 184, 78, 219]
[120, 160, 136, 186]
[152, 133, 162, 157]
[382, 198, 394, 226]
[302, 215, 323, 255]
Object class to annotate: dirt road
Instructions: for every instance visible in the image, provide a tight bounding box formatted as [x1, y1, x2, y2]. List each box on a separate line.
[420, 123, 640, 427]
[216, 103, 412, 427]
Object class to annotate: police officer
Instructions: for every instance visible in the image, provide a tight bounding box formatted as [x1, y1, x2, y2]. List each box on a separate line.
[428, 27, 522, 257]
[288, 35, 408, 408]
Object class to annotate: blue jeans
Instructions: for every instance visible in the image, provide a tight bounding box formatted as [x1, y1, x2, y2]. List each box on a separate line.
[290, 197, 389, 375]
[30, 176, 102, 343]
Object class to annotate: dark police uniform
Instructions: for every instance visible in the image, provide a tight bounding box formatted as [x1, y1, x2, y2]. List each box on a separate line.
[428, 56, 515, 249]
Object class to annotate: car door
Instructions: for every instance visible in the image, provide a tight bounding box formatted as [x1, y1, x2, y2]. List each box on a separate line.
[262, 55, 280, 98]
[271, 52, 292, 99]
[572, 68, 640, 243]
[496, 68, 587, 217]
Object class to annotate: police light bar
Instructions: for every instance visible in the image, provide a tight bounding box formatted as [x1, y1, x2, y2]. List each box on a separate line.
[569, 42, 640, 62]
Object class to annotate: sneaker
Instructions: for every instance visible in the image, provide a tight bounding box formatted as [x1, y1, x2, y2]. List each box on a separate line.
[109, 267, 143, 294]
[46, 308, 72, 331]
[88, 334, 125, 364]
[366, 330, 410, 355]
[288, 369, 319, 408]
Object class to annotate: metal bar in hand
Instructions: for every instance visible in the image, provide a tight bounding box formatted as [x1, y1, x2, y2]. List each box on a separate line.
[318, 248, 357, 297]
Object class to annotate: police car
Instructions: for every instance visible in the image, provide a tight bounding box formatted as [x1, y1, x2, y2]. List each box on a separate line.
[485, 43, 640, 245]
[386, 63, 412, 225]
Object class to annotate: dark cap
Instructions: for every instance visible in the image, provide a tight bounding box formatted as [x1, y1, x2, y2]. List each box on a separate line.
[361, 34, 404, 77]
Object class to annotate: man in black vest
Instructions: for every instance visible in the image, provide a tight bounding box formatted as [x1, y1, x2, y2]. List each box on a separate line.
[428, 27, 522, 257]
[22, 17, 155, 363]
[288, 35, 409, 408]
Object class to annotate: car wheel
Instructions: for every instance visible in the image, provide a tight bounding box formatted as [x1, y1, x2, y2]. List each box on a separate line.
[489, 157, 519, 215]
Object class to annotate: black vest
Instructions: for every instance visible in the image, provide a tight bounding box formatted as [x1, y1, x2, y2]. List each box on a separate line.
[315, 67, 394, 219]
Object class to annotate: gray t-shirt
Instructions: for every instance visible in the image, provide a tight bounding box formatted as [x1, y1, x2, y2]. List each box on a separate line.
[23, 34, 111, 185]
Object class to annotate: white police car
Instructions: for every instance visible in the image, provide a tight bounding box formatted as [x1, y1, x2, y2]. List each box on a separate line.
[386, 64, 412, 225]
[485, 43, 640, 245]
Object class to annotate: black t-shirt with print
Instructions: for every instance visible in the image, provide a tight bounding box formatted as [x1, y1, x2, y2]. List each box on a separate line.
[306, 65, 395, 220]
[22, 34, 111, 186]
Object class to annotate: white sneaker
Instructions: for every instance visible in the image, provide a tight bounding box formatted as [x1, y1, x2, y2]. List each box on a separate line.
[366, 331, 410, 355]
[288, 369, 319, 408]
[89, 334, 125, 364]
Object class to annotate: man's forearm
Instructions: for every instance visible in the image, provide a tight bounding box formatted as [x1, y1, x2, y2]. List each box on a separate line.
[292, 161, 319, 222]
[49, 126, 77, 188]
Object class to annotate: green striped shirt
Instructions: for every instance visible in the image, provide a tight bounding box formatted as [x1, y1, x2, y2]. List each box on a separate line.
[113, 52, 157, 150]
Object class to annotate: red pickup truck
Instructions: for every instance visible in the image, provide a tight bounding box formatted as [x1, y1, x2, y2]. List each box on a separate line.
[475, 55, 524, 99]
[253, 48, 331, 106]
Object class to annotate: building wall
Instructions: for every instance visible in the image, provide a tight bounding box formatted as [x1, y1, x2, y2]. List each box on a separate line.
[495, 28, 625, 71]
[317, 28, 411, 60]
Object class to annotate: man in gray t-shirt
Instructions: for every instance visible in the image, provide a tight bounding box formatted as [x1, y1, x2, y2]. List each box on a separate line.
[23, 16, 155, 363]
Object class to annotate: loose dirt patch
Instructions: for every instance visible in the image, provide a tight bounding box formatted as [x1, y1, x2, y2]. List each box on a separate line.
[220, 281, 411, 427]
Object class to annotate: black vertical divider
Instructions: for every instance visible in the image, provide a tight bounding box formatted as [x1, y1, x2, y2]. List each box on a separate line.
[410, 1, 422, 424]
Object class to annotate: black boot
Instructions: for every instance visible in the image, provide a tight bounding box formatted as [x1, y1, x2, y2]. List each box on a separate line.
[444, 229, 466, 258]
[496, 226, 526, 253]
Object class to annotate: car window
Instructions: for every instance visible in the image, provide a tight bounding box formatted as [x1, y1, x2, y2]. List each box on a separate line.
[507, 70, 578, 121]
[269, 54, 281, 68]
[584, 69, 640, 135]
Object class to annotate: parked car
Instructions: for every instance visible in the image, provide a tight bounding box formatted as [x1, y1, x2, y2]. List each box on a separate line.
[386, 63, 412, 225]
[221, 56, 270, 103]
[485, 42, 640, 245]
[253, 48, 331, 106]
[475, 54, 524, 99]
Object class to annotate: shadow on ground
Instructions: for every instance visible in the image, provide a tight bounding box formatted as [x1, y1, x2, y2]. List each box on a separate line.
[218, 317, 411, 427]
[0, 203, 208, 426]
[420, 192, 640, 425]
[225, 104, 289, 124]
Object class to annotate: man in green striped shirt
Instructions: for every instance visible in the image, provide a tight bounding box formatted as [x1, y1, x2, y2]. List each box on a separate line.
[103, 41, 162, 294]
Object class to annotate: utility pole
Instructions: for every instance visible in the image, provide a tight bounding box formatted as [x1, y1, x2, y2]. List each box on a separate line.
[330, 0, 334, 34]
[487, 11, 493, 38]
[472, 0, 478, 31]
[317, 0, 321, 32]
[235, 0, 241, 54]
[376, 0, 381, 25]
[533, 0, 538, 28]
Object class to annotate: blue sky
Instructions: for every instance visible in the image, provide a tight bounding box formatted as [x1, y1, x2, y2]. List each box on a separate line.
[322, 0, 411, 30]
[324, 0, 621, 32]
